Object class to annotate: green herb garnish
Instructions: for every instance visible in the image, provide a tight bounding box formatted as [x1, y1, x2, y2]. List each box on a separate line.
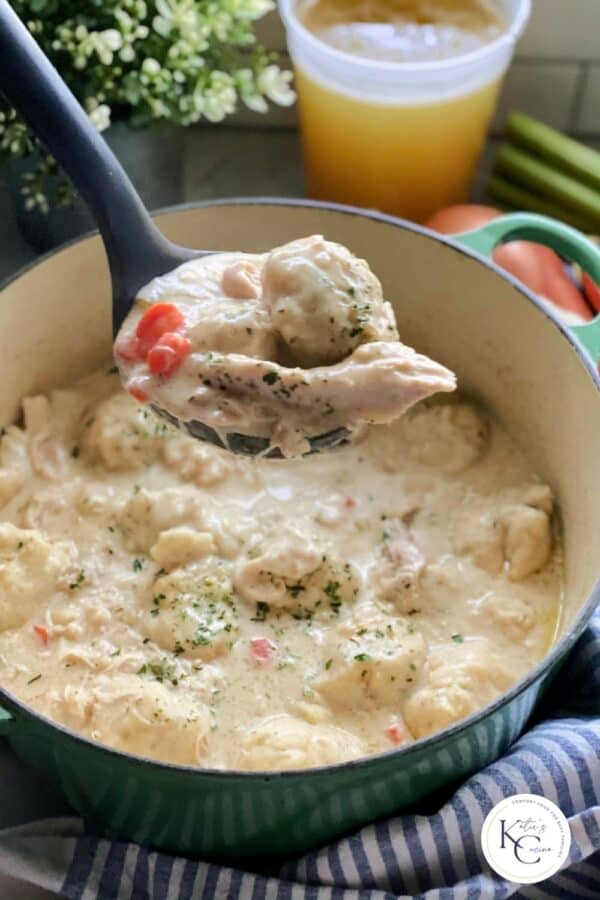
[69, 570, 85, 590]
[251, 601, 270, 622]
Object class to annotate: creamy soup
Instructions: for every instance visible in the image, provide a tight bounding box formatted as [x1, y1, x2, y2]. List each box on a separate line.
[0, 370, 562, 769]
[115, 236, 456, 456]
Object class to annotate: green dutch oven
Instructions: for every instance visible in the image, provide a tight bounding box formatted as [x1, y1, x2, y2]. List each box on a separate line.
[0, 200, 599, 860]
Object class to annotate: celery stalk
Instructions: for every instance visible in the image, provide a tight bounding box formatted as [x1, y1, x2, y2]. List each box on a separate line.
[493, 144, 600, 227]
[506, 111, 600, 192]
[487, 175, 597, 233]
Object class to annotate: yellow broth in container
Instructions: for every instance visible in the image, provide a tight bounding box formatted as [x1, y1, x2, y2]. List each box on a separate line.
[280, 0, 530, 222]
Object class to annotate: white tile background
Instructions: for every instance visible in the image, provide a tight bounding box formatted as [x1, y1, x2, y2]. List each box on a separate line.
[256, 0, 600, 135]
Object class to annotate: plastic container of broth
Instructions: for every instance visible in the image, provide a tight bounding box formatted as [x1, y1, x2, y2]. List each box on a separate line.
[279, 0, 531, 223]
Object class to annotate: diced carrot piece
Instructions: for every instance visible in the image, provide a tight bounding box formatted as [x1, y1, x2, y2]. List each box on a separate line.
[114, 335, 142, 362]
[147, 332, 191, 377]
[344, 496, 356, 509]
[386, 720, 407, 745]
[128, 385, 148, 403]
[250, 637, 276, 663]
[33, 624, 49, 646]
[136, 303, 185, 355]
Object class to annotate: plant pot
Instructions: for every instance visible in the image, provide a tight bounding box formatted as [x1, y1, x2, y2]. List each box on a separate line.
[6, 122, 185, 252]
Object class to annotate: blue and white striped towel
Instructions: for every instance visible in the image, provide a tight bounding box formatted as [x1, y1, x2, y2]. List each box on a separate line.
[0, 606, 598, 900]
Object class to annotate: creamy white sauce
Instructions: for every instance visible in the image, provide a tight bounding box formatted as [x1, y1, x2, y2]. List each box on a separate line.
[0, 370, 562, 770]
[115, 236, 456, 456]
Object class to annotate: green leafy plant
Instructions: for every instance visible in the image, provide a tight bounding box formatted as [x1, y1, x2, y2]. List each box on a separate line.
[0, 0, 295, 213]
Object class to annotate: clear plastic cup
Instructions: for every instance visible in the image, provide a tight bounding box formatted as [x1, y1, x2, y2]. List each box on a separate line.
[279, 0, 531, 223]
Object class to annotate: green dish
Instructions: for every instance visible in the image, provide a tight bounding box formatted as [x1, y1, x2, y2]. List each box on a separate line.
[0, 202, 598, 859]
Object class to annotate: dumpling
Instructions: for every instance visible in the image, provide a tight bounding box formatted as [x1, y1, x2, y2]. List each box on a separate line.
[233, 529, 360, 615]
[0, 523, 74, 631]
[316, 604, 426, 710]
[502, 504, 552, 581]
[118, 486, 230, 556]
[183, 255, 277, 359]
[161, 431, 234, 487]
[454, 498, 552, 581]
[149, 527, 216, 571]
[45, 674, 210, 764]
[369, 400, 489, 475]
[119, 486, 200, 552]
[234, 713, 365, 770]
[81, 393, 170, 470]
[404, 642, 512, 739]
[262, 235, 398, 367]
[143, 560, 239, 660]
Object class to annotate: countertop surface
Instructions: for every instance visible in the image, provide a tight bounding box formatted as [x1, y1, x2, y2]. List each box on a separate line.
[0, 126, 306, 284]
[0, 125, 507, 284]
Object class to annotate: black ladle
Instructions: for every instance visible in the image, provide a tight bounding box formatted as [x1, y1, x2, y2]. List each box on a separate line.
[0, 2, 348, 457]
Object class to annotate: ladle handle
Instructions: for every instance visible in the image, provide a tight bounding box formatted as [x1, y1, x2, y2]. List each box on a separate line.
[0, 1, 178, 317]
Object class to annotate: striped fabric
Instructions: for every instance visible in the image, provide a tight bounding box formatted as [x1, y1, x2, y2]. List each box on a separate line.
[1, 607, 598, 900]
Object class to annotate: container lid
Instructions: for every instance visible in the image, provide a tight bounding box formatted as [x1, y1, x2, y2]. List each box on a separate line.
[279, 0, 531, 103]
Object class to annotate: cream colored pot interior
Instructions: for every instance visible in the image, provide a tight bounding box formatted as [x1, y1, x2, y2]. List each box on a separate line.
[1, 203, 598, 637]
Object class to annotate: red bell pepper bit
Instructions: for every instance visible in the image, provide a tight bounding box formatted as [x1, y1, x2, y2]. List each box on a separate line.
[386, 719, 407, 746]
[147, 332, 192, 377]
[136, 303, 185, 356]
[250, 637, 276, 664]
[33, 624, 49, 646]
[128, 385, 149, 404]
[344, 496, 356, 509]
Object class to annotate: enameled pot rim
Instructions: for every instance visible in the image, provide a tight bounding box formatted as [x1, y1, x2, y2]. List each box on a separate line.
[1, 196, 598, 781]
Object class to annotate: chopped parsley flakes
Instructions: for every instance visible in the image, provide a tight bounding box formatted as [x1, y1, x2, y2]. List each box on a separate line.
[68, 570, 85, 590]
[251, 601, 270, 622]
[324, 580, 342, 613]
[137, 658, 179, 686]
